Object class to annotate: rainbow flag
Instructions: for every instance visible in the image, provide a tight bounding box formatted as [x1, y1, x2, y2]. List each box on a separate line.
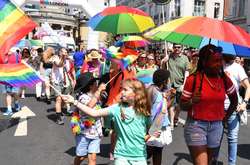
[100, 48, 126, 60]
[0, 62, 42, 87]
[0, 0, 37, 63]
[120, 54, 138, 70]
[101, 47, 138, 70]
[136, 69, 155, 84]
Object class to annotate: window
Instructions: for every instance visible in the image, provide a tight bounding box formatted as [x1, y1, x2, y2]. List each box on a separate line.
[174, 0, 181, 17]
[193, 0, 205, 16]
[239, 0, 246, 16]
[214, 3, 220, 18]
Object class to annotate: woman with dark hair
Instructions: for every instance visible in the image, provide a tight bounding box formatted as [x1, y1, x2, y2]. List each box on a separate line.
[20, 48, 31, 98]
[71, 72, 103, 165]
[180, 44, 238, 165]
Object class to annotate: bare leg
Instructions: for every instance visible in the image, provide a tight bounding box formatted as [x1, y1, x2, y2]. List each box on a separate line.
[174, 105, 181, 126]
[6, 94, 12, 108]
[45, 82, 51, 99]
[88, 153, 97, 165]
[188, 145, 208, 165]
[74, 156, 85, 165]
[207, 147, 220, 165]
[169, 106, 175, 129]
[55, 96, 62, 113]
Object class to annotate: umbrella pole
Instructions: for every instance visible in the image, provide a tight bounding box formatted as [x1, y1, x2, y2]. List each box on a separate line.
[22, 61, 62, 96]
[105, 70, 122, 86]
[209, 38, 212, 45]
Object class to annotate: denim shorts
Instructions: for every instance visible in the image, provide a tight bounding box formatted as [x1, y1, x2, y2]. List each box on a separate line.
[2, 85, 20, 94]
[114, 157, 147, 165]
[184, 118, 223, 148]
[75, 135, 101, 156]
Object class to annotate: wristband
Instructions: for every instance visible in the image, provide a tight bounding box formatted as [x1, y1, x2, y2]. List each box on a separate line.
[73, 100, 79, 106]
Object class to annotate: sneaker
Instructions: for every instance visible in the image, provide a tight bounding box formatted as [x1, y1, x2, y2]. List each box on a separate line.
[46, 98, 51, 105]
[56, 116, 64, 125]
[15, 103, 21, 112]
[3, 109, 13, 116]
[36, 97, 41, 101]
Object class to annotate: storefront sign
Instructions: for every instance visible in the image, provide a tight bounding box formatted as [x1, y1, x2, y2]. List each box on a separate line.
[40, 0, 68, 6]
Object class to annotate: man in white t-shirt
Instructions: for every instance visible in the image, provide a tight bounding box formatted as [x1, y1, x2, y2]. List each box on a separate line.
[51, 48, 76, 125]
[221, 54, 250, 165]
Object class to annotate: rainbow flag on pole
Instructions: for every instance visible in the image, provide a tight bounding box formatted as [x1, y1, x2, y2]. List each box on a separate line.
[0, 62, 42, 87]
[0, 0, 37, 63]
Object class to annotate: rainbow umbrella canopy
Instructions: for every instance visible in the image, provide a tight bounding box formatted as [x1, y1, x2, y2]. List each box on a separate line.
[144, 16, 250, 57]
[88, 6, 155, 34]
[122, 35, 150, 48]
[15, 39, 44, 48]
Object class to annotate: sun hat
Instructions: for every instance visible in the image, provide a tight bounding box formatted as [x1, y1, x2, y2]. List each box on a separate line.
[74, 72, 99, 92]
[86, 50, 102, 59]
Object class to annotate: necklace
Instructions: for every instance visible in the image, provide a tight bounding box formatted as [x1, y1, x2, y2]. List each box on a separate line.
[204, 74, 222, 91]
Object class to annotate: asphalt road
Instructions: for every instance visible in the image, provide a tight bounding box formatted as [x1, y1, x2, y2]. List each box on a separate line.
[0, 88, 249, 165]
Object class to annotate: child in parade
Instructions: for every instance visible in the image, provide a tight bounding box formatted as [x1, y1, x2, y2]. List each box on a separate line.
[71, 72, 103, 165]
[147, 69, 171, 165]
[180, 45, 238, 165]
[62, 78, 151, 165]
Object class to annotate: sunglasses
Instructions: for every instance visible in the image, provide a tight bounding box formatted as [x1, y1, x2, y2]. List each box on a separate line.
[173, 46, 181, 49]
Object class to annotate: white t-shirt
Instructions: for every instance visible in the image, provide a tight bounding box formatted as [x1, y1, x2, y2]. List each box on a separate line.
[78, 93, 102, 139]
[224, 62, 248, 109]
[51, 56, 71, 86]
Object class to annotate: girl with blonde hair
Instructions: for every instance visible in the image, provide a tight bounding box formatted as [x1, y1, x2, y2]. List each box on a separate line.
[62, 78, 151, 165]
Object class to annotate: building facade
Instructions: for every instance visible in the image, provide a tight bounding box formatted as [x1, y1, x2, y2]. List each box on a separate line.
[14, 0, 116, 50]
[224, 0, 249, 32]
[117, 0, 224, 25]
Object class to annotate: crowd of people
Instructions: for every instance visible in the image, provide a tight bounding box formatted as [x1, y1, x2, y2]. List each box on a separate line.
[1, 41, 249, 165]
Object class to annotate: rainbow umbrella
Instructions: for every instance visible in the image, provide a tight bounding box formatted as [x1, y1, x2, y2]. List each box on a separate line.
[15, 39, 43, 48]
[144, 16, 250, 57]
[88, 6, 155, 34]
[122, 35, 150, 48]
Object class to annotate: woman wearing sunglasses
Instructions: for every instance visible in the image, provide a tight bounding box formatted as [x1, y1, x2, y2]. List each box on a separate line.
[180, 44, 238, 165]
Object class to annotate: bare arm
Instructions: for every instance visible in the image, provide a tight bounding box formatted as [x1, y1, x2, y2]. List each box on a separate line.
[225, 91, 238, 120]
[62, 94, 109, 117]
[237, 78, 250, 112]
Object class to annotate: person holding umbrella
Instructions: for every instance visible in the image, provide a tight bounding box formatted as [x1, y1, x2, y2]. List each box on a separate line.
[180, 45, 238, 165]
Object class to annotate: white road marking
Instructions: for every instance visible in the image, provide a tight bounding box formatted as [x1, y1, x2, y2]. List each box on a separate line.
[11, 106, 36, 136]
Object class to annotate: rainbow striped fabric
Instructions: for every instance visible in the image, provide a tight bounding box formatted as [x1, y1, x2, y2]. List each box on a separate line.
[136, 69, 155, 84]
[0, 62, 42, 87]
[0, 0, 37, 63]
[101, 47, 138, 70]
